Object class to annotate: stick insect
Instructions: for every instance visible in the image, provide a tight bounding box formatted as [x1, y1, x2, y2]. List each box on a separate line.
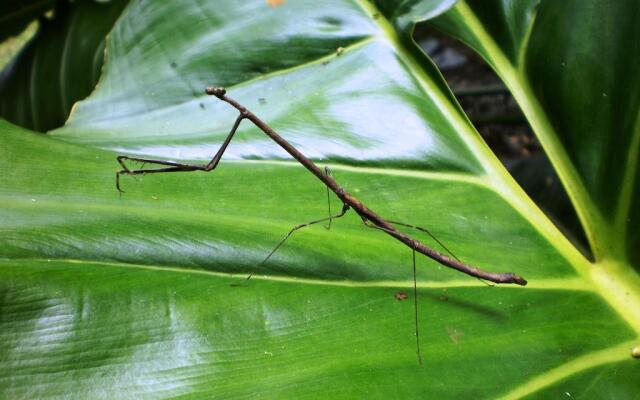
[116, 86, 528, 363]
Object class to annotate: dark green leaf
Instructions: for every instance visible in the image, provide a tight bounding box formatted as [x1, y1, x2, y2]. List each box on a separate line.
[0, 0, 128, 131]
[431, 0, 640, 267]
[0, 0, 53, 42]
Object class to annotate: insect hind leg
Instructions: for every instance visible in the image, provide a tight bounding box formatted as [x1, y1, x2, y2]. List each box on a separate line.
[387, 219, 493, 287]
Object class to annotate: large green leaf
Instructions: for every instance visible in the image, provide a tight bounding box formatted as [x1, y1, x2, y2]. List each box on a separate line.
[1, 0, 639, 398]
[1, 117, 636, 398]
[430, 0, 640, 268]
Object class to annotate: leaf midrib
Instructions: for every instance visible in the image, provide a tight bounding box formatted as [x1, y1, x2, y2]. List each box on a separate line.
[498, 339, 639, 400]
[0, 258, 587, 291]
[446, 0, 640, 338]
[451, 1, 604, 259]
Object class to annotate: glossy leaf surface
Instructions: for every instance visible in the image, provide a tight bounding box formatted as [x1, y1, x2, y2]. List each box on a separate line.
[431, 0, 640, 267]
[51, 0, 483, 173]
[2, 115, 637, 398]
[2, 0, 639, 398]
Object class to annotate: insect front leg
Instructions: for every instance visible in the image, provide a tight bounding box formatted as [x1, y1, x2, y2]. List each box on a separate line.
[115, 114, 246, 192]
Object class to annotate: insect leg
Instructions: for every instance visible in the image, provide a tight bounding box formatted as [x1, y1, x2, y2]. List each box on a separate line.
[324, 166, 333, 230]
[364, 219, 494, 290]
[412, 247, 422, 365]
[388, 220, 494, 286]
[116, 164, 203, 193]
[360, 218, 423, 364]
[386, 220, 461, 262]
[248, 202, 350, 280]
[204, 114, 245, 171]
[116, 114, 245, 192]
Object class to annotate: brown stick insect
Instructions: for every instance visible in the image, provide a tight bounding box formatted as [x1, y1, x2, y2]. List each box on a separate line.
[116, 87, 528, 363]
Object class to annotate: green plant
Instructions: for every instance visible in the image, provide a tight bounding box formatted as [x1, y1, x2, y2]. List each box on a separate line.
[1, 0, 638, 398]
